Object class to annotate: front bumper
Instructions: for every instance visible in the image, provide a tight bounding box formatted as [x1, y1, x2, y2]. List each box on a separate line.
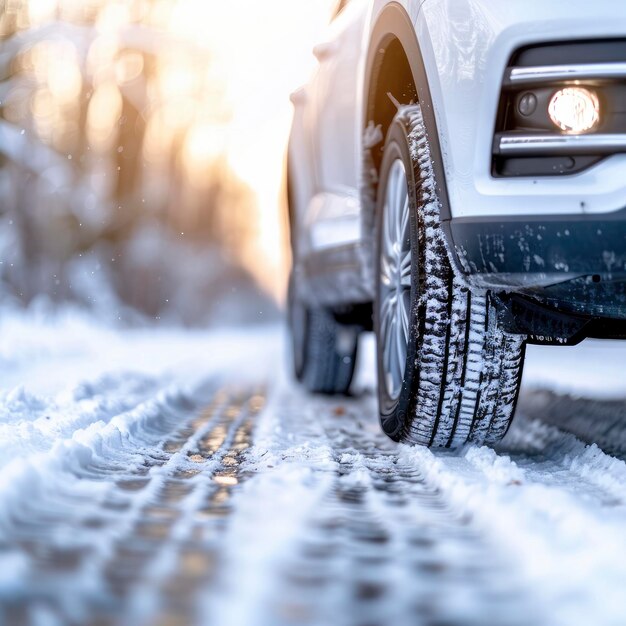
[447, 208, 626, 318]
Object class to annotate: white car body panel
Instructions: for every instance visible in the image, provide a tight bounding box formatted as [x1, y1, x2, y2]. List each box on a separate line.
[290, 1, 371, 255]
[292, 0, 626, 228]
[306, 190, 361, 249]
[289, 0, 626, 307]
[419, 0, 626, 219]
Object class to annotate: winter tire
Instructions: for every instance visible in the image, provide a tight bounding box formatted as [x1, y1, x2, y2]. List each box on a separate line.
[288, 278, 359, 395]
[374, 104, 526, 448]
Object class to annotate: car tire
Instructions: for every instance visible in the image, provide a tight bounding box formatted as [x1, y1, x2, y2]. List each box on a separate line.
[374, 104, 526, 447]
[288, 277, 360, 395]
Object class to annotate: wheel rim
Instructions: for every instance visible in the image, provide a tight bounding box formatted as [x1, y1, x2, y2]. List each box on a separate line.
[379, 159, 412, 403]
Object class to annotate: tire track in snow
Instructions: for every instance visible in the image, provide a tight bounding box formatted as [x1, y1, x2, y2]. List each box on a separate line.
[210, 382, 626, 626]
[210, 386, 542, 626]
[3, 367, 626, 626]
[0, 373, 163, 475]
[0, 383, 266, 626]
[399, 409, 626, 626]
[518, 389, 626, 460]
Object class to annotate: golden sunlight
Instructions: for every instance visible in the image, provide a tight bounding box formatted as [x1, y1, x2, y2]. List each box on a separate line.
[165, 0, 338, 294]
[11, 0, 337, 298]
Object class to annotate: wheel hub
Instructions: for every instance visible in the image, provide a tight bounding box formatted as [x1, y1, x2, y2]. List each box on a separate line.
[379, 159, 412, 402]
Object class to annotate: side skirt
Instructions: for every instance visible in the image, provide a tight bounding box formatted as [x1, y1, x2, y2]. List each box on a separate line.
[295, 242, 375, 310]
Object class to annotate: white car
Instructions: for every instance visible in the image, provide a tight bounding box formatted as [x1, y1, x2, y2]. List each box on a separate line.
[287, 0, 626, 447]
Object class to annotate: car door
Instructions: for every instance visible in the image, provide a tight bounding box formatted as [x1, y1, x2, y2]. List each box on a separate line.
[312, 0, 367, 195]
[302, 0, 370, 253]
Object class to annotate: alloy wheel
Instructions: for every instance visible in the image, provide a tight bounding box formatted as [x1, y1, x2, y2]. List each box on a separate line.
[378, 159, 413, 403]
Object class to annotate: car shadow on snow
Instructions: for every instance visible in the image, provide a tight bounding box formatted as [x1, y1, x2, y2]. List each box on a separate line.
[516, 388, 626, 460]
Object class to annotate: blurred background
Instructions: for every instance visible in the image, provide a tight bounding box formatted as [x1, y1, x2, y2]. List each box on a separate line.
[0, 0, 335, 325]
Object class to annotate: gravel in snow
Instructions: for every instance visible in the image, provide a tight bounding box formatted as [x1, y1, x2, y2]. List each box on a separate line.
[1, 309, 626, 625]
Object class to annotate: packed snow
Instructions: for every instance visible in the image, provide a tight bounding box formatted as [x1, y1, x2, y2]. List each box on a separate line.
[1, 308, 626, 625]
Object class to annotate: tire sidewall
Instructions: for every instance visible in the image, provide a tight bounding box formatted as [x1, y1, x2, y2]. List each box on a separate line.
[287, 274, 308, 381]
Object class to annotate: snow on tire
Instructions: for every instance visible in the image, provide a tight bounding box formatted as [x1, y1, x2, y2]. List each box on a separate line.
[375, 104, 526, 448]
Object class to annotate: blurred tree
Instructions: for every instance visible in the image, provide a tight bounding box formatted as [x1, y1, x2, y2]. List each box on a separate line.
[0, 0, 269, 324]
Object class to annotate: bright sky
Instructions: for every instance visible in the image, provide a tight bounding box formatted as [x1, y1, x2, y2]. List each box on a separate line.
[169, 0, 337, 296]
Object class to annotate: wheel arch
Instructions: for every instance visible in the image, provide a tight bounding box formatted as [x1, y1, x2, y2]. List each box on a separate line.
[363, 4, 452, 226]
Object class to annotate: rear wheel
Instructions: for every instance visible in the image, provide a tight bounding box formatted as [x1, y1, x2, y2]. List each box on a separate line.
[288, 278, 360, 395]
[374, 105, 526, 447]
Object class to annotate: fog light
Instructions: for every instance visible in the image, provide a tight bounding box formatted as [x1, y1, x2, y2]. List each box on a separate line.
[548, 87, 600, 134]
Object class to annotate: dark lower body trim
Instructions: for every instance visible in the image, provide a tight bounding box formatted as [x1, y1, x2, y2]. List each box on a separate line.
[446, 208, 626, 320]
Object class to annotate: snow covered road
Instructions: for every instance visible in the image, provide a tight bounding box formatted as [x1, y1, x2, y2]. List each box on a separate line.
[1, 310, 626, 626]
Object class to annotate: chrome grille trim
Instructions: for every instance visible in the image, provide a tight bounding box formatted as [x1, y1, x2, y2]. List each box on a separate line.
[505, 63, 626, 87]
[496, 133, 626, 156]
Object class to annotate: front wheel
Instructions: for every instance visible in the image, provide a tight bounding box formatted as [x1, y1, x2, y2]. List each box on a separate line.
[374, 105, 526, 448]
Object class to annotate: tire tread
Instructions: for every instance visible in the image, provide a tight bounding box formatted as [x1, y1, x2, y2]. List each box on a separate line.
[386, 105, 526, 448]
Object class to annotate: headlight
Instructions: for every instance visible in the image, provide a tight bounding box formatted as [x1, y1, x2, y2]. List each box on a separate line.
[548, 87, 600, 134]
[494, 40, 626, 177]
